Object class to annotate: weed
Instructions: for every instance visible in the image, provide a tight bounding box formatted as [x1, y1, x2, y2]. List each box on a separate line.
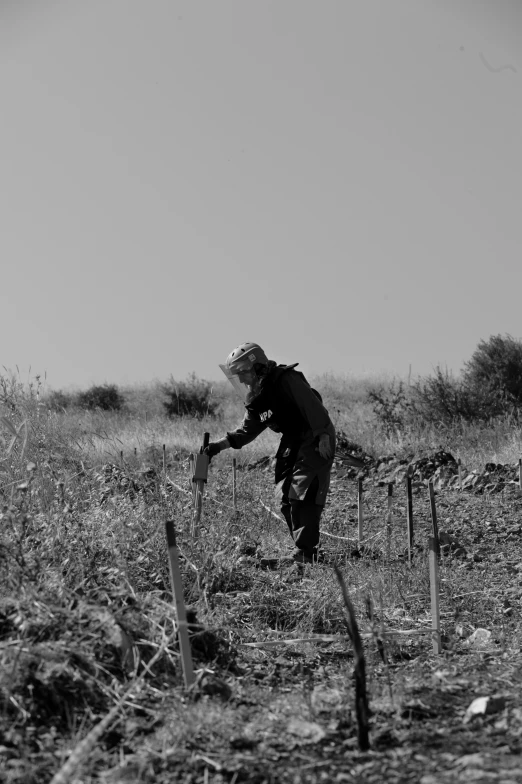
[77, 384, 125, 412]
[163, 372, 218, 418]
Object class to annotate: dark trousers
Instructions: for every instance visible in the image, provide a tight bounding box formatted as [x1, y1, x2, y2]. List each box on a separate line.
[280, 477, 322, 557]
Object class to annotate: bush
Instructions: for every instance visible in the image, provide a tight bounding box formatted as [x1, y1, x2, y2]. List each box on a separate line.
[77, 384, 125, 412]
[463, 334, 522, 415]
[45, 390, 75, 412]
[369, 338, 522, 433]
[367, 380, 412, 435]
[409, 335, 522, 426]
[163, 373, 218, 418]
[409, 367, 489, 425]
[369, 367, 507, 431]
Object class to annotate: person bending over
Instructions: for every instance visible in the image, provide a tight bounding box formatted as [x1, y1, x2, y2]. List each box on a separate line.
[205, 342, 336, 564]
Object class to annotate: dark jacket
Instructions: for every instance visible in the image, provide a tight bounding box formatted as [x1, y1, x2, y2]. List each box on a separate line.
[226, 364, 336, 504]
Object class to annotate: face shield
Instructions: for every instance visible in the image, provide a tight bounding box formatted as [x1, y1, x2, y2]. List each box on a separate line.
[219, 364, 263, 404]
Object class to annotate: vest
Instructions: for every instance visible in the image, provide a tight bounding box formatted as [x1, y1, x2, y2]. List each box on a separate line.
[246, 364, 311, 439]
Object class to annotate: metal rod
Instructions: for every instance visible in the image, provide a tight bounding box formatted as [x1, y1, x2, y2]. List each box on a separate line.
[165, 521, 195, 687]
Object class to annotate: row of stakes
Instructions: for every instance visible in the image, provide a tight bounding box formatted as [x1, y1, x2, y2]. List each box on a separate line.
[137, 437, 522, 686]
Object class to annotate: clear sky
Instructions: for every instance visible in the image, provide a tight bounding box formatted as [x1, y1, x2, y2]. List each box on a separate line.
[1, 0, 521, 389]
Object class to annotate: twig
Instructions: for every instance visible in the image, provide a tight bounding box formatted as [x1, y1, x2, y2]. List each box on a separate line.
[334, 566, 370, 751]
[166, 477, 191, 495]
[260, 500, 282, 520]
[240, 628, 429, 648]
[50, 646, 164, 784]
[320, 530, 353, 542]
[260, 501, 381, 546]
[321, 529, 383, 544]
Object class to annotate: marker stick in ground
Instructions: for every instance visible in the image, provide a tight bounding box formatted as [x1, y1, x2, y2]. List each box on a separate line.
[406, 472, 414, 564]
[428, 535, 442, 654]
[334, 565, 370, 751]
[357, 478, 364, 545]
[192, 433, 210, 537]
[232, 457, 237, 512]
[163, 443, 166, 475]
[428, 480, 440, 558]
[458, 458, 463, 490]
[165, 520, 195, 687]
[519, 458, 522, 493]
[386, 483, 393, 562]
[188, 454, 195, 496]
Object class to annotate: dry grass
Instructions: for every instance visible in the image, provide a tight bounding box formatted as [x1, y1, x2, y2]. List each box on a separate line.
[1, 372, 522, 782]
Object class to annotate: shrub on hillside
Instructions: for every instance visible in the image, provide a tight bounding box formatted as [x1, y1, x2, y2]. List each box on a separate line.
[409, 367, 490, 425]
[463, 334, 522, 415]
[412, 335, 522, 425]
[46, 390, 75, 412]
[163, 372, 218, 418]
[369, 335, 522, 432]
[77, 384, 125, 411]
[367, 381, 412, 435]
[369, 368, 507, 430]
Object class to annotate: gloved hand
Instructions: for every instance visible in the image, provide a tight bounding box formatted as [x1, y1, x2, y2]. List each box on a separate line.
[204, 438, 230, 460]
[204, 442, 224, 460]
[317, 433, 333, 460]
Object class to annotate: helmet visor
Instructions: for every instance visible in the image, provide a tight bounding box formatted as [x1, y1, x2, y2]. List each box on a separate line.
[219, 364, 262, 403]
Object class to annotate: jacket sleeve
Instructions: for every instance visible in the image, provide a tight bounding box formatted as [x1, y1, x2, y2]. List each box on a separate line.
[226, 409, 268, 449]
[279, 372, 331, 438]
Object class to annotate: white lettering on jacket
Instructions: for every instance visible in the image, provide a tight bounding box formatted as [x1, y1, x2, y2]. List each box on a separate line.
[260, 410, 273, 422]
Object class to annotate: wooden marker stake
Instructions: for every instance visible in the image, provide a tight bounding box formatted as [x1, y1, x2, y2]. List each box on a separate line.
[189, 454, 194, 486]
[458, 458, 463, 490]
[357, 478, 364, 545]
[192, 433, 210, 537]
[429, 535, 442, 654]
[120, 450, 124, 467]
[386, 483, 393, 562]
[406, 472, 414, 564]
[165, 521, 195, 687]
[519, 458, 522, 493]
[428, 480, 440, 558]
[163, 444, 167, 475]
[232, 457, 237, 512]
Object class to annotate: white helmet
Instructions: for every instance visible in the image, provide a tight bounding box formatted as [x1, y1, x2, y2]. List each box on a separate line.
[220, 342, 269, 402]
[225, 342, 269, 375]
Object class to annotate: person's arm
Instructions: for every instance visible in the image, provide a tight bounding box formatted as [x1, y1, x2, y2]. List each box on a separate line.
[205, 409, 268, 457]
[226, 409, 268, 448]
